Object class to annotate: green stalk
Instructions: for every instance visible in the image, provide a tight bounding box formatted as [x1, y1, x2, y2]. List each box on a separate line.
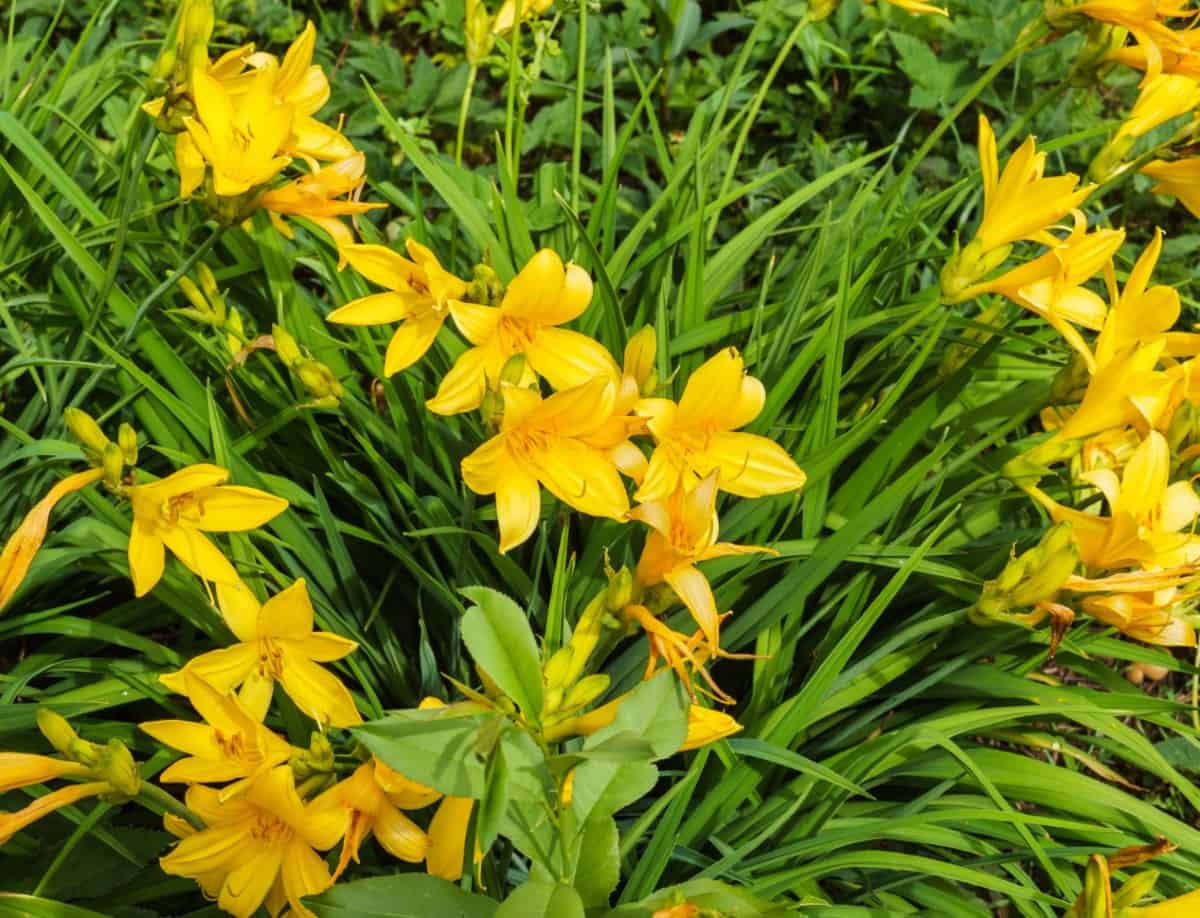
[455, 63, 479, 168]
[571, 0, 588, 211]
[504, 0, 524, 185]
[137, 781, 204, 830]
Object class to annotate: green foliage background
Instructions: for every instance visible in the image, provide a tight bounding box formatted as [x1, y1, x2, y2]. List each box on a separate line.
[2, 0, 1200, 914]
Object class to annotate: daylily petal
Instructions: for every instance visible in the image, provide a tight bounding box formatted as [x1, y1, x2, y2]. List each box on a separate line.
[326, 292, 413, 326]
[128, 519, 167, 598]
[374, 805, 429, 863]
[341, 244, 421, 293]
[219, 842, 283, 918]
[280, 838, 334, 917]
[494, 469, 542, 553]
[524, 326, 619, 392]
[501, 250, 593, 325]
[426, 346, 491, 415]
[425, 796, 473, 881]
[276, 649, 362, 728]
[448, 301, 500, 345]
[158, 526, 239, 584]
[166, 644, 259, 695]
[187, 485, 288, 532]
[259, 579, 314, 640]
[298, 631, 359, 662]
[535, 439, 630, 521]
[664, 564, 722, 648]
[384, 314, 445, 376]
[702, 432, 807, 497]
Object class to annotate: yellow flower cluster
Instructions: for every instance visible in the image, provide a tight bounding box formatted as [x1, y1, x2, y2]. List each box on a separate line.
[144, 2, 382, 245]
[326, 237, 806, 690]
[949, 115, 1200, 650]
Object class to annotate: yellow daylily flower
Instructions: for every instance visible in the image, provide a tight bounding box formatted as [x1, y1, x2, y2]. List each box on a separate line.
[249, 21, 355, 163]
[159, 765, 345, 918]
[1143, 157, 1200, 217]
[460, 378, 631, 553]
[951, 217, 1123, 370]
[0, 468, 103, 609]
[635, 348, 806, 502]
[160, 579, 361, 728]
[184, 67, 293, 198]
[428, 249, 619, 415]
[630, 471, 773, 648]
[680, 706, 744, 751]
[312, 761, 429, 879]
[327, 240, 472, 377]
[1031, 431, 1200, 570]
[1048, 0, 1193, 81]
[1116, 73, 1200, 141]
[1055, 339, 1181, 441]
[140, 672, 293, 786]
[1093, 229, 1184, 368]
[425, 795, 475, 881]
[125, 464, 288, 597]
[942, 115, 1093, 297]
[974, 114, 1093, 253]
[258, 153, 385, 255]
[492, 0, 555, 33]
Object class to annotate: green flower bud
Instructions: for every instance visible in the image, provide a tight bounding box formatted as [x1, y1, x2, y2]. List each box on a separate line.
[118, 423, 139, 467]
[64, 407, 110, 459]
[562, 673, 610, 712]
[272, 324, 303, 367]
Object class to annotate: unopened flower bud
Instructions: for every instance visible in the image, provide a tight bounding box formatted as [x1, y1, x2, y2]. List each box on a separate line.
[102, 442, 126, 488]
[118, 424, 138, 467]
[562, 673, 610, 712]
[1069, 22, 1125, 86]
[36, 708, 80, 755]
[296, 361, 344, 402]
[468, 263, 503, 305]
[98, 739, 141, 798]
[542, 685, 565, 716]
[940, 239, 1013, 300]
[65, 407, 110, 459]
[542, 646, 574, 689]
[624, 326, 657, 392]
[499, 354, 527, 387]
[605, 566, 634, 613]
[272, 324, 302, 367]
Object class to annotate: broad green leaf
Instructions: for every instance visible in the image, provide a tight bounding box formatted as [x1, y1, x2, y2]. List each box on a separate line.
[304, 875, 497, 917]
[460, 586, 545, 722]
[495, 882, 585, 918]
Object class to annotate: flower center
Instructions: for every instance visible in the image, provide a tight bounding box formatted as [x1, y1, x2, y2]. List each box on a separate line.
[250, 814, 292, 843]
[256, 637, 286, 679]
[498, 316, 538, 352]
[160, 491, 205, 524]
[213, 728, 248, 761]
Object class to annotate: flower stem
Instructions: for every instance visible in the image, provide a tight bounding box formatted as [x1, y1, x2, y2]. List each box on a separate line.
[455, 64, 479, 169]
[570, 0, 588, 211]
[136, 780, 203, 830]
